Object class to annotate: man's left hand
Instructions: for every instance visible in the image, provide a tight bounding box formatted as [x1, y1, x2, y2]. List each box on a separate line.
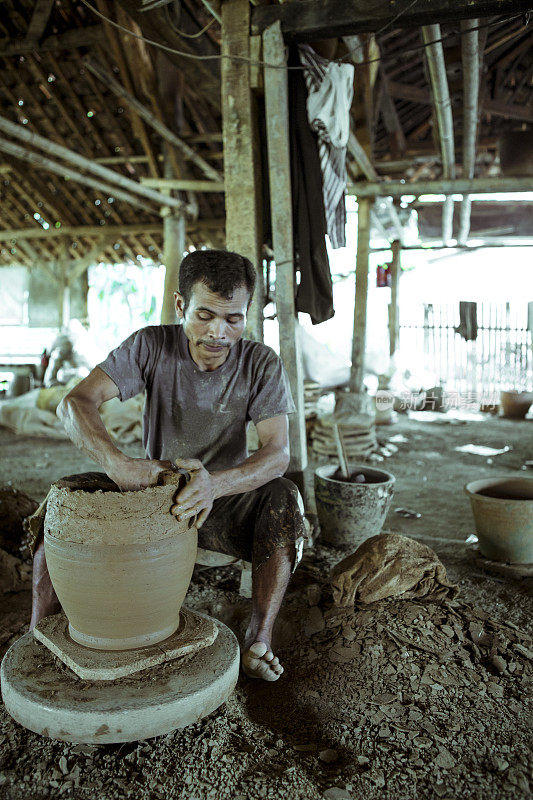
[170, 459, 217, 528]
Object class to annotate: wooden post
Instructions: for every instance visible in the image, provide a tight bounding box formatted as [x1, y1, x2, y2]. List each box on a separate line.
[157, 61, 189, 327]
[349, 198, 372, 397]
[160, 150, 186, 325]
[389, 239, 401, 356]
[263, 21, 307, 476]
[57, 258, 69, 331]
[161, 213, 186, 325]
[221, 0, 264, 341]
[61, 284, 71, 331]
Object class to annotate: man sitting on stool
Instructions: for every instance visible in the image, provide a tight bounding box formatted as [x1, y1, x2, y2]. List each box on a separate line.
[30, 249, 306, 682]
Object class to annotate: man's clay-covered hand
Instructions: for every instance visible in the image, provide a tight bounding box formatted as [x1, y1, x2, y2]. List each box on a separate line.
[106, 457, 174, 492]
[171, 458, 216, 528]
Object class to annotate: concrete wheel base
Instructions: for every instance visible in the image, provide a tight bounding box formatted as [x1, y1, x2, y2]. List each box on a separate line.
[1, 616, 239, 744]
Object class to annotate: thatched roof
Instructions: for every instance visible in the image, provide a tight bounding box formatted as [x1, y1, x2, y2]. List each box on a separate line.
[0, 0, 531, 268]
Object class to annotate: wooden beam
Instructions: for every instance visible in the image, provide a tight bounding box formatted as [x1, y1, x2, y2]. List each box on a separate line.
[185, 133, 223, 144]
[0, 137, 158, 214]
[96, 155, 150, 165]
[221, 0, 264, 342]
[24, 0, 55, 44]
[483, 98, 533, 124]
[251, 0, 533, 40]
[374, 156, 437, 173]
[7, 233, 42, 266]
[349, 197, 371, 398]
[0, 221, 223, 242]
[6, 162, 76, 227]
[0, 25, 104, 57]
[84, 57, 222, 183]
[348, 177, 533, 197]
[0, 115, 187, 211]
[387, 81, 533, 123]
[263, 21, 307, 475]
[66, 239, 107, 285]
[387, 81, 431, 105]
[140, 179, 224, 192]
[379, 68, 407, 156]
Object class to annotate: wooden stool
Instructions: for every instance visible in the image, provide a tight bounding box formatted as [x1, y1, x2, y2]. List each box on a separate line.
[195, 549, 252, 598]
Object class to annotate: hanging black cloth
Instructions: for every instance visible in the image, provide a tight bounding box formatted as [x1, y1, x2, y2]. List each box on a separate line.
[455, 301, 478, 341]
[288, 46, 334, 325]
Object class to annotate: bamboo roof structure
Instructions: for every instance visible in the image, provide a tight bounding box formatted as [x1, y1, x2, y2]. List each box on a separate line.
[0, 0, 532, 269]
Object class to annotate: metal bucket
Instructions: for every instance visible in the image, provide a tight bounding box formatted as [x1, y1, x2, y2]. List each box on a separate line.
[465, 476, 533, 564]
[314, 464, 395, 549]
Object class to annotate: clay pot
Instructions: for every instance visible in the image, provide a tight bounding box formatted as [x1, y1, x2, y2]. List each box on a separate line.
[465, 476, 533, 564]
[314, 464, 395, 549]
[44, 474, 197, 650]
[500, 390, 533, 420]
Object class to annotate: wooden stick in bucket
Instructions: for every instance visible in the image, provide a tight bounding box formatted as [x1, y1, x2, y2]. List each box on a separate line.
[333, 423, 350, 479]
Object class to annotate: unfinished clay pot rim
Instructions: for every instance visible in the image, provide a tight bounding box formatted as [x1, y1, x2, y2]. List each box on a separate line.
[48, 482, 185, 513]
[315, 463, 396, 486]
[45, 482, 195, 545]
[464, 476, 533, 502]
[58, 475, 185, 497]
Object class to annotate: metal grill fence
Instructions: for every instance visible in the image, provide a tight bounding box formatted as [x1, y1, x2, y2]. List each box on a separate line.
[399, 302, 533, 404]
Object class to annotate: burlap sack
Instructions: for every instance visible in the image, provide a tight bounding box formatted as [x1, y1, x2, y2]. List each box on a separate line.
[331, 533, 459, 607]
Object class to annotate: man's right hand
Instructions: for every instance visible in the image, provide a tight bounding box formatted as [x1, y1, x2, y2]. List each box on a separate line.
[106, 457, 174, 491]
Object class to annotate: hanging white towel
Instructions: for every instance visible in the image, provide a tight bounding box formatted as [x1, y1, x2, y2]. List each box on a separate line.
[298, 44, 354, 249]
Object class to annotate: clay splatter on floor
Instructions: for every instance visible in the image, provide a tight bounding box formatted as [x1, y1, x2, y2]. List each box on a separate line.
[0, 416, 531, 799]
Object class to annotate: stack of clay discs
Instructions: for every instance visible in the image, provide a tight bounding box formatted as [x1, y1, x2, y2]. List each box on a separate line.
[304, 380, 321, 419]
[310, 413, 377, 460]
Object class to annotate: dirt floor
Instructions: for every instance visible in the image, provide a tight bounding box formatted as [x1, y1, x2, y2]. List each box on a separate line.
[0, 413, 532, 800]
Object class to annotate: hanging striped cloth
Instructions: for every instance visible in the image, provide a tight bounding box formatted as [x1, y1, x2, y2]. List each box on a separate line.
[298, 44, 354, 249]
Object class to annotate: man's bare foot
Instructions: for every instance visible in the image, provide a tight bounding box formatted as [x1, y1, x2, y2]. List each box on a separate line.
[242, 641, 284, 681]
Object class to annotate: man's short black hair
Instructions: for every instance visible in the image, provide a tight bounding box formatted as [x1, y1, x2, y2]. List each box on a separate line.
[178, 249, 256, 308]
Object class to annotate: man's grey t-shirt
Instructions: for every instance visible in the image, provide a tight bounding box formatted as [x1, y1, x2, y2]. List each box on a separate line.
[97, 325, 295, 471]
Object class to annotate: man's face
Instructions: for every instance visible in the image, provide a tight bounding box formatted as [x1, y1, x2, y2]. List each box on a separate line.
[174, 281, 250, 371]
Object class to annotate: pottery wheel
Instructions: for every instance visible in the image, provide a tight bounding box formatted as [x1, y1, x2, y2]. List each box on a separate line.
[33, 608, 219, 680]
[1, 616, 239, 744]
